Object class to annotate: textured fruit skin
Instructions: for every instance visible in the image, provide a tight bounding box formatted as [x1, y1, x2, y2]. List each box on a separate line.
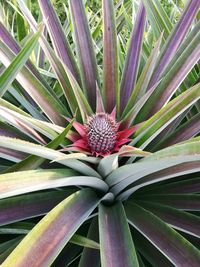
[86, 113, 117, 155]
[67, 112, 138, 157]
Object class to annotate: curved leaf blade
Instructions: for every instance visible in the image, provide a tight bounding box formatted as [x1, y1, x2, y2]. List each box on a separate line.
[0, 136, 100, 177]
[0, 190, 75, 226]
[160, 113, 200, 148]
[139, 194, 200, 211]
[6, 120, 74, 172]
[0, 169, 108, 199]
[137, 201, 200, 238]
[2, 189, 99, 267]
[132, 83, 200, 149]
[126, 202, 200, 266]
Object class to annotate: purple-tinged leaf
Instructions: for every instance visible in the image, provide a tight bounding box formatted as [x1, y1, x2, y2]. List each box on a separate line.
[122, 34, 162, 118]
[150, 40, 200, 115]
[0, 147, 25, 162]
[131, 83, 200, 149]
[96, 83, 105, 113]
[99, 202, 139, 267]
[138, 194, 200, 211]
[146, 177, 200, 195]
[0, 22, 19, 55]
[117, 161, 200, 201]
[146, 109, 189, 152]
[120, 80, 160, 129]
[0, 136, 101, 177]
[102, 0, 119, 113]
[38, 26, 47, 68]
[2, 189, 99, 267]
[137, 201, 200, 238]
[16, 0, 80, 116]
[69, 0, 100, 110]
[161, 113, 200, 147]
[38, 0, 80, 82]
[0, 122, 27, 140]
[0, 106, 46, 144]
[107, 140, 200, 187]
[0, 190, 75, 226]
[120, 3, 146, 112]
[126, 202, 200, 266]
[115, 160, 200, 199]
[133, 229, 174, 267]
[160, 20, 200, 80]
[149, 0, 200, 87]
[6, 120, 74, 172]
[0, 170, 108, 199]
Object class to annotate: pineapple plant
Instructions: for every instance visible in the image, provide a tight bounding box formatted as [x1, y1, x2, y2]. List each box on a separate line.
[0, 0, 200, 266]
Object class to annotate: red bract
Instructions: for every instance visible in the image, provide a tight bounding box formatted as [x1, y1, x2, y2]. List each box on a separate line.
[67, 112, 139, 156]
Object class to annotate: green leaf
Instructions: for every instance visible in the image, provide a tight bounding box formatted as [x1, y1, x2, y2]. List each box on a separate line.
[0, 40, 66, 125]
[16, 12, 27, 42]
[143, 0, 171, 40]
[0, 237, 22, 264]
[0, 29, 41, 96]
[6, 120, 74, 172]
[70, 234, 100, 250]
[63, 67, 93, 121]
[0, 169, 108, 199]
[0, 136, 100, 177]
[131, 83, 200, 149]
[107, 141, 200, 187]
[98, 147, 150, 178]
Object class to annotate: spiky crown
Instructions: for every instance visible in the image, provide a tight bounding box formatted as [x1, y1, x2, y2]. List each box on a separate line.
[85, 113, 117, 155]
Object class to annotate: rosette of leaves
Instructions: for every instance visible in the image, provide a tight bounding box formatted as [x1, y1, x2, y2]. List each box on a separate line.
[0, 0, 200, 266]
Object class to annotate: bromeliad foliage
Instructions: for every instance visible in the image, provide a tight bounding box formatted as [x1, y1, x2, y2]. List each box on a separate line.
[0, 0, 200, 266]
